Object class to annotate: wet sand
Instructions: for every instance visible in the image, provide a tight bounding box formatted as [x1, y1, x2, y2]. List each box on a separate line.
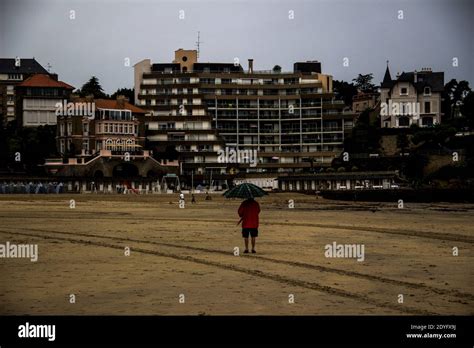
[0, 193, 472, 315]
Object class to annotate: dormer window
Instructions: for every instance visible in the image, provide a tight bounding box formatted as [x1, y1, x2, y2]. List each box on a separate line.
[424, 87, 431, 96]
[400, 87, 408, 96]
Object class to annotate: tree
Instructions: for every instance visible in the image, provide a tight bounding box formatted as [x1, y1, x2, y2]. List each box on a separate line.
[333, 80, 358, 106]
[0, 124, 58, 174]
[111, 88, 135, 105]
[77, 76, 108, 98]
[396, 133, 409, 153]
[0, 114, 7, 168]
[352, 73, 376, 93]
[411, 124, 457, 146]
[343, 109, 380, 154]
[460, 91, 474, 128]
[444, 79, 471, 119]
[272, 65, 282, 73]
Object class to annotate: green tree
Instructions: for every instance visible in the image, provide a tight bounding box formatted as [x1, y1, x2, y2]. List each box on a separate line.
[110, 88, 135, 104]
[272, 65, 282, 73]
[77, 76, 108, 98]
[352, 73, 376, 93]
[460, 91, 474, 128]
[396, 133, 409, 153]
[0, 114, 7, 168]
[333, 80, 358, 106]
[444, 79, 471, 119]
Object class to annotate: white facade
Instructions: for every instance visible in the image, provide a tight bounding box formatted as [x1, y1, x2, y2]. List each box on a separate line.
[22, 98, 61, 126]
[380, 69, 443, 128]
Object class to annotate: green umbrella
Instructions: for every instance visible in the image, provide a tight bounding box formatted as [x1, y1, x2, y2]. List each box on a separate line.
[223, 183, 268, 199]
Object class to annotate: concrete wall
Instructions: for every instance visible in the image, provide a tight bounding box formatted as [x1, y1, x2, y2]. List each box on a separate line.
[173, 49, 197, 72]
[134, 59, 151, 105]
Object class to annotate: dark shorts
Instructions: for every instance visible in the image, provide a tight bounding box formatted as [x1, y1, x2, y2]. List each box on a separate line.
[242, 228, 258, 238]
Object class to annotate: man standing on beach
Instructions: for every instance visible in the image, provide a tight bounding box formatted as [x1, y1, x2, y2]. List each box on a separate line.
[238, 198, 261, 254]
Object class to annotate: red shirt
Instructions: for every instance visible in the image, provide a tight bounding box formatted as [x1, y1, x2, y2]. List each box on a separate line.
[238, 199, 260, 229]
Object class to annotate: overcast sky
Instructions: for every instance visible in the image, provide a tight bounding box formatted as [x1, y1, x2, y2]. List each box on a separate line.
[1, 0, 472, 94]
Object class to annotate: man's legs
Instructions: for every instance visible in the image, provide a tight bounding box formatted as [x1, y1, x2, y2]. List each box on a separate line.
[251, 237, 256, 252]
[244, 238, 249, 252]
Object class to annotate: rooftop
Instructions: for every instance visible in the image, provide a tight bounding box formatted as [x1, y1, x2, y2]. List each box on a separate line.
[0, 58, 49, 75]
[70, 97, 147, 114]
[18, 74, 74, 89]
[381, 65, 444, 92]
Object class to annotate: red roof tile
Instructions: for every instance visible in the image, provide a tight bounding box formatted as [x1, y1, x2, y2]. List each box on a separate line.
[94, 99, 146, 113]
[18, 74, 74, 89]
[70, 98, 146, 113]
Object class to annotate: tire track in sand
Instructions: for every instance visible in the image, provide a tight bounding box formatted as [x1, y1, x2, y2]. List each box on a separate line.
[0, 213, 471, 244]
[0, 229, 435, 315]
[2, 226, 472, 302]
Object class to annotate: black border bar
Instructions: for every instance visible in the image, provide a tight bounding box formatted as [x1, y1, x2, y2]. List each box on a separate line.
[0, 315, 472, 346]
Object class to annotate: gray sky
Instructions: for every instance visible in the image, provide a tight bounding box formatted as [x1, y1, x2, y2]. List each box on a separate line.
[1, 0, 472, 94]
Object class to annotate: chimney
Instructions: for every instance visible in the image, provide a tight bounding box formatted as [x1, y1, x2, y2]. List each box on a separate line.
[414, 69, 417, 83]
[248, 59, 254, 73]
[50, 73, 58, 81]
[117, 95, 129, 107]
[85, 94, 94, 102]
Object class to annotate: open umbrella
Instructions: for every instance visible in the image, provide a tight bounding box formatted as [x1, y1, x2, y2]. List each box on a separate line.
[223, 183, 268, 199]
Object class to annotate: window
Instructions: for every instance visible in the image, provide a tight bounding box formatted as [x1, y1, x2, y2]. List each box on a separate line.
[424, 87, 431, 95]
[400, 87, 408, 95]
[82, 140, 89, 151]
[60, 123, 65, 136]
[67, 122, 72, 135]
[424, 101, 431, 114]
[83, 123, 89, 134]
[122, 111, 131, 120]
[182, 56, 188, 62]
[398, 116, 410, 127]
[422, 117, 433, 126]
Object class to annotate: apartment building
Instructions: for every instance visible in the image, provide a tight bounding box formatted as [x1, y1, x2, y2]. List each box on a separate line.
[0, 58, 49, 125]
[380, 65, 444, 128]
[134, 49, 355, 180]
[16, 74, 74, 127]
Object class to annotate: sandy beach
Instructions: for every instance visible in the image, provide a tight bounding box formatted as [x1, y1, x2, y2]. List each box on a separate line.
[0, 193, 472, 315]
